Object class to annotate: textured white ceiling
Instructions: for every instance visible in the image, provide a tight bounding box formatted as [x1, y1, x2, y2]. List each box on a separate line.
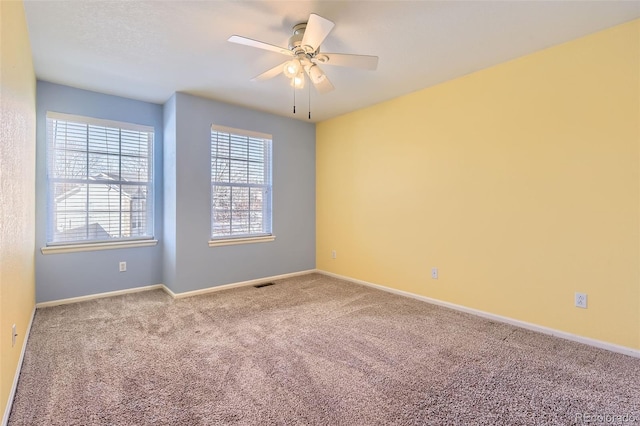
[24, 1, 640, 122]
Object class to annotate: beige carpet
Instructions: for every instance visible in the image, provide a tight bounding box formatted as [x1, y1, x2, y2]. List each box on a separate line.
[8, 273, 640, 425]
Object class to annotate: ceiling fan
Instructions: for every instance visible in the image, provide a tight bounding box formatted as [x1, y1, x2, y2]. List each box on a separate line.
[228, 13, 378, 94]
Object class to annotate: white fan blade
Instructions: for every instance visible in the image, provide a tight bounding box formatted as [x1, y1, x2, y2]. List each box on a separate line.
[301, 14, 335, 52]
[318, 53, 378, 70]
[251, 62, 287, 81]
[314, 75, 334, 94]
[228, 35, 293, 57]
[305, 64, 334, 94]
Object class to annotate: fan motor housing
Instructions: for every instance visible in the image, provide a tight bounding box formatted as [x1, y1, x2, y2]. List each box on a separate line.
[288, 23, 307, 51]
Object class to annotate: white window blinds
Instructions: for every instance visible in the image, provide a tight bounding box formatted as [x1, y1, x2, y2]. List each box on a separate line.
[211, 125, 272, 240]
[46, 112, 154, 245]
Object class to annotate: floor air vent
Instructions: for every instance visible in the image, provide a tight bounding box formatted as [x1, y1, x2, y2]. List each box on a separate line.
[254, 282, 275, 288]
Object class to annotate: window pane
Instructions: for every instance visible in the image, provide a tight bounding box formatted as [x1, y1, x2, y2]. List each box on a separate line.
[248, 161, 264, 184]
[229, 137, 247, 161]
[212, 158, 229, 182]
[87, 183, 122, 238]
[229, 160, 247, 184]
[213, 133, 230, 158]
[88, 153, 120, 180]
[121, 130, 150, 156]
[53, 124, 86, 151]
[212, 185, 231, 237]
[53, 149, 88, 179]
[249, 188, 264, 233]
[88, 126, 120, 154]
[121, 156, 149, 182]
[53, 183, 88, 242]
[248, 139, 264, 162]
[123, 184, 150, 238]
[231, 186, 249, 235]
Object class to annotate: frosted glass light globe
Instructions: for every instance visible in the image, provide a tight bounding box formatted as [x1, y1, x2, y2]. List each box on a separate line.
[283, 60, 301, 78]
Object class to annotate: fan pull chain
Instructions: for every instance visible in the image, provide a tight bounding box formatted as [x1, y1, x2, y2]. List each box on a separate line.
[293, 86, 296, 114]
[308, 83, 311, 120]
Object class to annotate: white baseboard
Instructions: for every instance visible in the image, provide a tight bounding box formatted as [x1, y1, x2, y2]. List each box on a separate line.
[35, 270, 318, 307]
[2, 307, 36, 426]
[35, 284, 166, 308]
[317, 270, 640, 359]
[162, 269, 317, 299]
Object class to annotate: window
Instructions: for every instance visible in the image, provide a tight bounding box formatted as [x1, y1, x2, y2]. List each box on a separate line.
[210, 125, 272, 244]
[46, 112, 154, 246]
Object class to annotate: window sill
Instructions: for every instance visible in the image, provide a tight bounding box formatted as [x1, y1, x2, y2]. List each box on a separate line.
[208, 235, 275, 247]
[41, 239, 158, 255]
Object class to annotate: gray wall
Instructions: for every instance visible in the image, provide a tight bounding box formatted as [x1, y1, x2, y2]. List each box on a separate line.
[35, 81, 164, 303]
[35, 83, 316, 302]
[166, 93, 315, 293]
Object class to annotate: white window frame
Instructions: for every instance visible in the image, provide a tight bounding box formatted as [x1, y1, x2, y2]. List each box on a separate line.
[42, 112, 157, 254]
[209, 125, 274, 247]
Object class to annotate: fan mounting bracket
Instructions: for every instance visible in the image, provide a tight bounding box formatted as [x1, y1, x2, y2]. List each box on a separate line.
[288, 23, 306, 51]
[288, 22, 318, 56]
[292, 23, 307, 34]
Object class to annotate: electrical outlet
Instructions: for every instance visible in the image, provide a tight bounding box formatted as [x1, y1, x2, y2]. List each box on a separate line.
[575, 292, 587, 309]
[119, 261, 127, 272]
[12, 324, 17, 347]
[331, 250, 336, 259]
[431, 267, 438, 279]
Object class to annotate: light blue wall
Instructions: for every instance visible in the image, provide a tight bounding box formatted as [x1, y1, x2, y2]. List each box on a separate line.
[162, 94, 177, 290]
[167, 93, 316, 293]
[35, 83, 316, 302]
[35, 81, 164, 303]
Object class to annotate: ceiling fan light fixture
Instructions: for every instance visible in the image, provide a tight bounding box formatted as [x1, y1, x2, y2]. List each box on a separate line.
[283, 59, 301, 78]
[308, 64, 326, 84]
[290, 71, 305, 89]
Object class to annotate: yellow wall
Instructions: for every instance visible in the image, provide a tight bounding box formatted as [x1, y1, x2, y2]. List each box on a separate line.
[317, 20, 640, 350]
[0, 0, 36, 420]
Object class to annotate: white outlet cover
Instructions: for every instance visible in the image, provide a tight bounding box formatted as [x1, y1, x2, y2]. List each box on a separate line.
[575, 292, 588, 309]
[431, 268, 438, 279]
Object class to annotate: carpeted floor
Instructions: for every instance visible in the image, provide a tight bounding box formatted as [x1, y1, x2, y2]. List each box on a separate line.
[8, 273, 640, 425]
